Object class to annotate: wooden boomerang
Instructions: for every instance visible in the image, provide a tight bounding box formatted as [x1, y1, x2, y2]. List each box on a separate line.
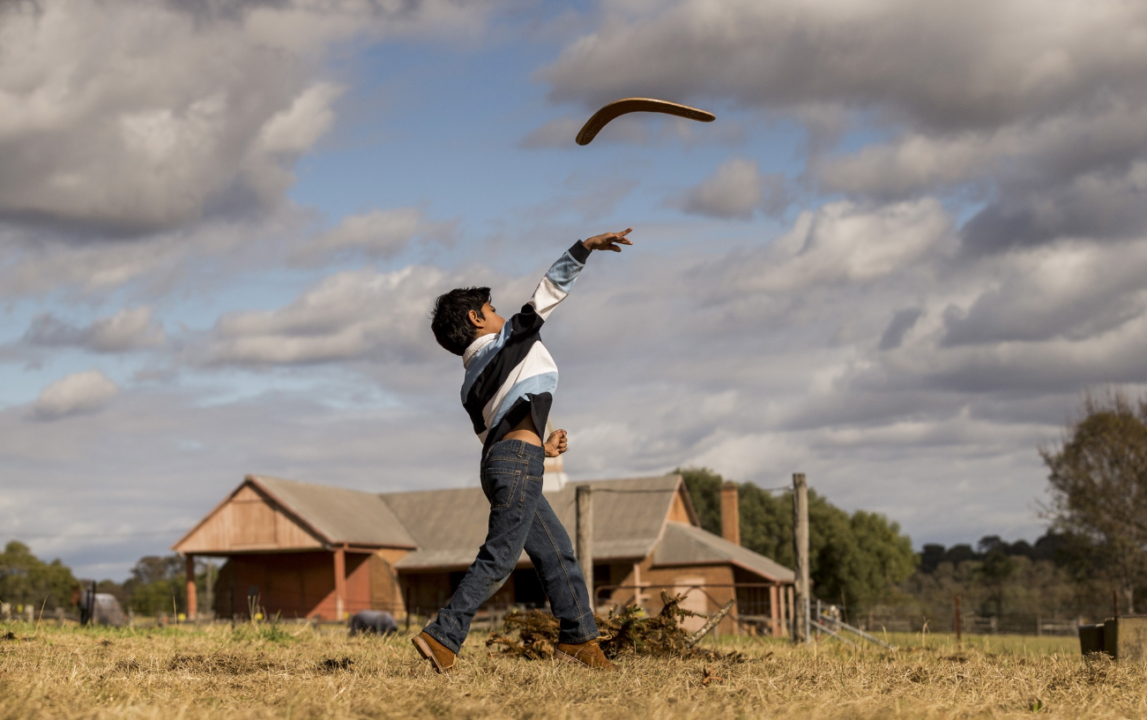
[576, 98, 716, 146]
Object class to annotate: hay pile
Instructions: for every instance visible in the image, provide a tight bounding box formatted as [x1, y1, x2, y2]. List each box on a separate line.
[486, 591, 741, 661]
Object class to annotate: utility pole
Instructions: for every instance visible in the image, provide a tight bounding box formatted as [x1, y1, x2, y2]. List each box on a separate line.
[576, 485, 594, 604]
[792, 473, 811, 644]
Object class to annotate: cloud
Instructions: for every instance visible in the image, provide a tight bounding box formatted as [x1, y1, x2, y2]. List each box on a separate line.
[0, 0, 495, 235]
[199, 265, 462, 367]
[23, 307, 165, 353]
[879, 309, 923, 351]
[289, 208, 455, 266]
[675, 158, 787, 219]
[30, 370, 120, 421]
[542, 0, 1147, 252]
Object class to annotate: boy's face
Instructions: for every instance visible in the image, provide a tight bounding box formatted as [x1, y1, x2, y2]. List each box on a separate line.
[469, 301, 505, 338]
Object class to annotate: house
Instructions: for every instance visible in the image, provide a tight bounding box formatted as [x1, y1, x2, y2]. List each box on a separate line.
[173, 469, 795, 636]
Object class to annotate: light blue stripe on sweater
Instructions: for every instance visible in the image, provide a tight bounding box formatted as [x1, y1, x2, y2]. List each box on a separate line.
[544, 251, 584, 293]
[489, 371, 559, 429]
[461, 323, 511, 401]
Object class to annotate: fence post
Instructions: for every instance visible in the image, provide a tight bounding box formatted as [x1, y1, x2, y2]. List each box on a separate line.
[792, 472, 810, 645]
[576, 485, 594, 600]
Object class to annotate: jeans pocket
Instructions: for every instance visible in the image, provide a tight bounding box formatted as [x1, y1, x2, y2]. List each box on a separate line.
[486, 468, 522, 509]
[522, 473, 542, 502]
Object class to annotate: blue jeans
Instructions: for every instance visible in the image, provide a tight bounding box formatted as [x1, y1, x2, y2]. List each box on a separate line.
[423, 439, 598, 653]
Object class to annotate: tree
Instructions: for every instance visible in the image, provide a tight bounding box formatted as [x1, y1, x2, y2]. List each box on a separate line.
[122, 555, 187, 616]
[677, 467, 917, 616]
[1041, 392, 1147, 613]
[0, 541, 78, 610]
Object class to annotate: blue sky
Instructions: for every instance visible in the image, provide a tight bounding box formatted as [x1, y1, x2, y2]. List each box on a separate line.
[3, 0, 1147, 581]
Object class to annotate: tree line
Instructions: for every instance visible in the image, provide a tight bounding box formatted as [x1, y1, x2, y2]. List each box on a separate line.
[681, 392, 1147, 626]
[0, 541, 209, 617]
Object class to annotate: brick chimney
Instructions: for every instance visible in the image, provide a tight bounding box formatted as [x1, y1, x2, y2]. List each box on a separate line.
[720, 481, 740, 546]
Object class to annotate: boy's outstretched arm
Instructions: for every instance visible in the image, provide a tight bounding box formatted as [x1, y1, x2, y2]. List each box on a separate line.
[524, 227, 635, 324]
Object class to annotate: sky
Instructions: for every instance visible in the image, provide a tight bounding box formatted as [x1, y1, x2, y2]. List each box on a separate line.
[3, 0, 1147, 581]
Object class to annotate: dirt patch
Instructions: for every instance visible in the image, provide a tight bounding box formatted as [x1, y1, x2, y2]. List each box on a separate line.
[317, 657, 354, 672]
[167, 653, 278, 675]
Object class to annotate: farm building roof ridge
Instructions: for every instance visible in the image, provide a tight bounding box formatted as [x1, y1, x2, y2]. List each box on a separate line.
[657, 521, 795, 583]
[249, 474, 418, 548]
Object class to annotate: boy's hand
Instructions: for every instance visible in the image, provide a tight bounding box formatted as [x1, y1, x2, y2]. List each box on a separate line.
[544, 429, 568, 457]
[583, 228, 633, 253]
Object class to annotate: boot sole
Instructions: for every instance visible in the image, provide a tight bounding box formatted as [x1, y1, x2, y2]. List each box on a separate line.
[412, 635, 449, 674]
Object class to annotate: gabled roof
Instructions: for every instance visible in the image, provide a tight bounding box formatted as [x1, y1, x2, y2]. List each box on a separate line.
[382, 475, 688, 570]
[248, 475, 416, 548]
[656, 522, 795, 582]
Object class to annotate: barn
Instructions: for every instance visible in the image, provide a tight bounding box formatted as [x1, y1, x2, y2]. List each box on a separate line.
[173, 469, 796, 636]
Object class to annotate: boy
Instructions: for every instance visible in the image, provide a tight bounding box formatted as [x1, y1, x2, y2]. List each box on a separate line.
[414, 229, 633, 673]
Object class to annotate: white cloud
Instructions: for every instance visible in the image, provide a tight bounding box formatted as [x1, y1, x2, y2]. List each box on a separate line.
[543, 0, 1147, 251]
[30, 369, 119, 421]
[290, 208, 455, 265]
[200, 265, 460, 366]
[0, 0, 496, 234]
[676, 158, 786, 219]
[23, 307, 165, 353]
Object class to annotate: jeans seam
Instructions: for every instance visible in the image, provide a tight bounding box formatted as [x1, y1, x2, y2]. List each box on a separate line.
[538, 508, 585, 617]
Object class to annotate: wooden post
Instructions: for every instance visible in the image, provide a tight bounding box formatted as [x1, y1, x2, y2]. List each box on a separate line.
[792, 473, 810, 644]
[576, 485, 594, 601]
[720, 481, 740, 545]
[334, 547, 347, 621]
[770, 585, 781, 637]
[185, 555, 197, 621]
[204, 560, 214, 620]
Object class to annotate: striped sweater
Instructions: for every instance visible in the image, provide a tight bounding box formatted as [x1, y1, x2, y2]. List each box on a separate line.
[460, 241, 591, 454]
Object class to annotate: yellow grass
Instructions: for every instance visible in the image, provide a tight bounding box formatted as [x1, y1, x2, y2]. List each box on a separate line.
[0, 620, 1142, 719]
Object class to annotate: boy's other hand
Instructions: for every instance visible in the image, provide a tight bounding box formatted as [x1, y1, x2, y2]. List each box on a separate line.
[545, 429, 568, 457]
[583, 228, 633, 253]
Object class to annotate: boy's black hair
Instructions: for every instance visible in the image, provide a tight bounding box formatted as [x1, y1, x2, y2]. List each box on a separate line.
[431, 286, 491, 356]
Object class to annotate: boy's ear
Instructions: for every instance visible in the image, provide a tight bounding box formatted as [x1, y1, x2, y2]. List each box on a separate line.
[467, 309, 482, 328]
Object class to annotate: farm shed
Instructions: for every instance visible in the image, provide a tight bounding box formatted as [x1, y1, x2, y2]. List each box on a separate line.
[173, 472, 795, 635]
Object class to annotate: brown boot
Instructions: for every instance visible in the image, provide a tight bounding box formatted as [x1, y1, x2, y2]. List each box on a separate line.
[555, 640, 615, 671]
[412, 631, 456, 674]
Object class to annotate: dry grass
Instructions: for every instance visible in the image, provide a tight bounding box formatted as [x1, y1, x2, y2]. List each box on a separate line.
[1, 620, 1143, 719]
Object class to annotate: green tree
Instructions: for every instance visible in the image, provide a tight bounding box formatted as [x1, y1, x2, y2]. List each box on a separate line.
[679, 466, 723, 535]
[677, 467, 917, 616]
[1041, 392, 1147, 613]
[0, 540, 79, 610]
[122, 555, 187, 616]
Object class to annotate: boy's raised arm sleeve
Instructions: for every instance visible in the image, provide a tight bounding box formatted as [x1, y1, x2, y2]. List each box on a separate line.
[526, 242, 589, 321]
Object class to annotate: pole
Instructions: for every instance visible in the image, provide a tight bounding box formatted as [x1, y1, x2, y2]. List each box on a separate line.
[576, 485, 594, 600]
[204, 560, 214, 620]
[792, 473, 810, 644]
[185, 555, 198, 621]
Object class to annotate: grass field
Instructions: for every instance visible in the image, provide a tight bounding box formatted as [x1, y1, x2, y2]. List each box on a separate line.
[1, 620, 1142, 719]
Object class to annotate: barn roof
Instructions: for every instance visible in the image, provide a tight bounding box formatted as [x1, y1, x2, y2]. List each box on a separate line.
[381, 475, 686, 570]
[176, 472, 793, 584]
[655, 522, 795, 582]
[250, 475, 417, 548]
